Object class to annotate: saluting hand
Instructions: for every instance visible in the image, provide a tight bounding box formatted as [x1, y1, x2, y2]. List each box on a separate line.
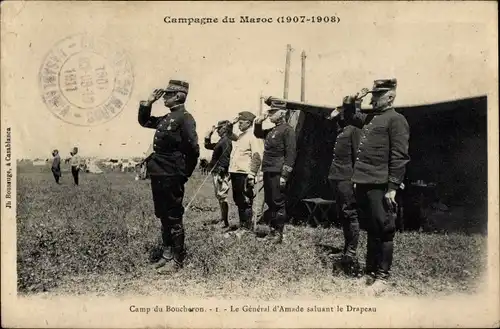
[231, 116, 240, 125]
[327, 108, 341, 120]
[255, 112, 268, 124]
[385, 189, 398, 211]
[205, 127, 215, 137]
[147, 89, 165, 104]
[356, 88, 370, 100]
[263, 96, 274, 106]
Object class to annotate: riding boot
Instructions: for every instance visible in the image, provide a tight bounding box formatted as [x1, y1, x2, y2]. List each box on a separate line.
[341, 254, 361, 277]
[377, 240, 394, 280]
[238, 208, 252, 230]
[153, 221, 173, 269]
[365, 233, 378, 275]
[273, 209, 286, 244]
[220, 201, 229, 228]
[171, 223, 185, 266]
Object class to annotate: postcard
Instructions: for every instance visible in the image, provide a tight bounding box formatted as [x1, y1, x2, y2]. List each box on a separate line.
[1, 1, 498, 327]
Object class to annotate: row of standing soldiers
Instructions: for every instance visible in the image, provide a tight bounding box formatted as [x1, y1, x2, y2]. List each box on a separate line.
[138, 78, 410, 293]
[203, 101, 297, 243]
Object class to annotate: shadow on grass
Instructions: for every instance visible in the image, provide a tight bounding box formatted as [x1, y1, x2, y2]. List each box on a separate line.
[314, 243, 342, 271]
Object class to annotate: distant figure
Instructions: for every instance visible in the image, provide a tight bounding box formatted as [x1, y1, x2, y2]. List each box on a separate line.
[204, 120, 233, 228]
[69, 147, 82, 186]
[51, 149, 61, 184]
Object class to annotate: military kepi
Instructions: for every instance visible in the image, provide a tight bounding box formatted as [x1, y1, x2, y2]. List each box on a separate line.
[269, 100, 287, 111]
[238, 111, 256, 121]
[165, 80, 189, 94]
[369, 78, 397, 93]
[216, 120, 230, 128]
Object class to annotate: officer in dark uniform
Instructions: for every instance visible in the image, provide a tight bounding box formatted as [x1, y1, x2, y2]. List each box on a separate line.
[325, 99, 362, 276]
[254, 101, 297, 244]
[138, 80, 200, 273]
[330, 79, 410, 291]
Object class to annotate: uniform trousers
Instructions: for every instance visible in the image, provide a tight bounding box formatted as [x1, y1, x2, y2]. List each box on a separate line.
[263, 172, 286, 233]
[355, 183, 397, 278]
[52, 167, 61, 184]
[212, 170, 230, 202]
[212, 170, 230, 224]
[330, 179, 359, 259]
[230, 173, 254, 229]
[150, 175, 186, 264]
[71, 166, 79, 185]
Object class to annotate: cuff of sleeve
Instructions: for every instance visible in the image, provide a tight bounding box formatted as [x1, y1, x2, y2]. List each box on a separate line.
[388, 182, 399, 191]
[330, 109, 341, 118]
[140, 100, 152, 107]
[281, 165, 293, 180]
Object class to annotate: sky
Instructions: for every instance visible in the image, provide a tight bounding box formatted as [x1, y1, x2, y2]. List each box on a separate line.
[1, 1, 497, 159]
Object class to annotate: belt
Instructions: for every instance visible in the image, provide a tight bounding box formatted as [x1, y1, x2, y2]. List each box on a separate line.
[154, 151, 184, 157]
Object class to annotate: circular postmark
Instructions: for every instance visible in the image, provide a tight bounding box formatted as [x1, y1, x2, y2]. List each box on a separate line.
[39, 33, 134, 126]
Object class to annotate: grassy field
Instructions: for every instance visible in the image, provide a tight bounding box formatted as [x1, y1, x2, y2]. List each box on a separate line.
[16, 166, 487, 299]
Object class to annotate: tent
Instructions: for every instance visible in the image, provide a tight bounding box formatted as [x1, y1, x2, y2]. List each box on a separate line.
[86, 160, 104, 174]
[283, 95, 488, 230]
[32, 160, 47, 166]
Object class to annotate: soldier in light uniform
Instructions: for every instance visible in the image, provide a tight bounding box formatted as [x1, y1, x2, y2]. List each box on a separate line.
[330, 79, 410, 292]
[204, 120, 233, 228]
[227, 111, 263, 232]
[325, 99, 362, 276]
[138, 80, 200, 273]
[254, 101, 297, 244]
[69, 147, 82, 186]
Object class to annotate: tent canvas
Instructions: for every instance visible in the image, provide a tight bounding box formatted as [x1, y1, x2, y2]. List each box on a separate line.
[285, 95, 488, 230]
[86, 161, 104, 174]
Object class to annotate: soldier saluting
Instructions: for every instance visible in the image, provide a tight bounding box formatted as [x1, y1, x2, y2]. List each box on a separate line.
[227, 111, 263, 233]
[324, 98, 362, 277]
[204, 120, 233, 228]
[329, 79, 410, 292]
[254, 101, 297, 244]
[138, 80, 200, 273]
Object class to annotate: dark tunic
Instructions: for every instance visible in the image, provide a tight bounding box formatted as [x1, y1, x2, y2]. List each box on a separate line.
[340, 98, 410, 278]
[328, 123, 361, 181]
[254, 121, 297, 234]
[204, 135, 232, 173]
[138, 102, 200, 178]
[342, 102, 410, 190]
[51, 155, 61, 176]
[254, 122, 297, 180]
